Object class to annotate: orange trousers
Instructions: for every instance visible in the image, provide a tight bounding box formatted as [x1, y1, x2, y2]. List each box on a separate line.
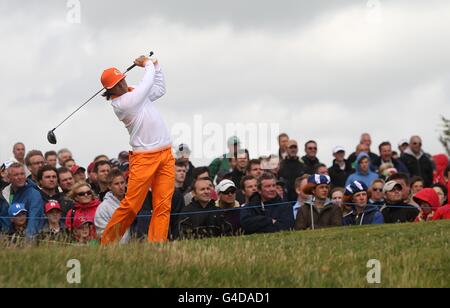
[101, 147, 175, 244]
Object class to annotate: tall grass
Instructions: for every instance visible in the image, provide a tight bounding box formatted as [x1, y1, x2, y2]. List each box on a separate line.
[0, 221, 449, 287]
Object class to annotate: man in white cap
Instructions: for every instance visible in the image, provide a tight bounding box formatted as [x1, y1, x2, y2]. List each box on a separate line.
[215, 179, 241, 234]
[381, 180, 419, 223]
[328, 146, 353, 188]
[397, 139, 409, 155]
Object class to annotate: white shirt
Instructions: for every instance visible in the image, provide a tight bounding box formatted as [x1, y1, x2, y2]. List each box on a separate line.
[111, 61, 171, 152]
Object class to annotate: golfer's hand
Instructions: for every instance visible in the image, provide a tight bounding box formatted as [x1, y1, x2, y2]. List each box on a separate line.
[134, 55, 149, 67]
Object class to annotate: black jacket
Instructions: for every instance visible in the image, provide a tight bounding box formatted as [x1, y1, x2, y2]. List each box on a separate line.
[178, 199, 232, 239]
[301, 156, 320, 175]
[279, 156, 305, 202]
[231, 168, 246, 189]
[328, 159, 354, 188]
[40, 190, 74, 218]
[400, 152, 434, 187]
[381, 203, 419, 223]
[240, 193, 294, 235]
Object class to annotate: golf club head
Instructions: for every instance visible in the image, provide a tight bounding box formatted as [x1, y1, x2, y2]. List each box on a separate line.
[47, 129, 57, 144]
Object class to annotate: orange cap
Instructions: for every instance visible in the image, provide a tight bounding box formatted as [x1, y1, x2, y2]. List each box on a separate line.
[101, 67, 126, 89]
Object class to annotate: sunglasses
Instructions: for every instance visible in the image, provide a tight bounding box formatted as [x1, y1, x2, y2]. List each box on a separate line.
[222, 189, 236, 195]
[372, 188, 383, 192]
[307, 147, 317, 150]
[76, 191, 93, 197]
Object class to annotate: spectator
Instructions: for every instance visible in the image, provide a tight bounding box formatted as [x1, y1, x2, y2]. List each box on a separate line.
[397, 139, 409, 155]
[3, 163, 44, 237]
[8, 203, 28, 237]
[331, 187, 349, 216]
[373, 142, 409, 175]
[247, 159, 262, 178]
[343, 181, 384, 225]
[314, 163, 329, 176]
[278, 133, 290, 160]
[432, 189, 450, 220]
[293, 175, 311, 219]
[93, 161, 111, 201]
[94, 154, 109, 164]
[410, 176, 424, 195]
[86, 162, 99, 193]
[400, 136, 434, 187]
[11, 142, 26, 165]
[347, 133, 380, 167]
[432, 154, 449, 186]
[386, 173, 411, 204]
[431, 183, 447, 207]
[231, 149, 249, 189]
[0, 193, 10, 233]
[57, 167, 75, 197]
[279, 139, 305, 202]
[301, 140, 320, 175]
[328, 146, 353, 188]
[183, 166, 212, 205]
[38, 165, 74, 218]
[413, 188, 440, 222]
[175, 144, 195, 191]
[66, 182, 100, 234]
[94, 170, 130, 243]
[44, 151, 58, 168]
[276, 179, 287, 201]
[240, 175, 258, 205]
[378, 162, 397, 180]
[215, 179, 241, 234]
[70, 165, 86, 183]
[39, 200, 66, 242]
[345, 152, 379, 188]
[24, 150, 45, 183]
[63, 158, 76, 170]
[57, 148, 72, 167]
[117, 151, 129, 172]
[174, 160, 187, 194]
[294, 174, 341, 230]
[1, 161, 12, 190]
[381, 180, 419, 223]
[240, 173, 294, 234]
[369, 179, 385, 207]
[209, 136, 241, 180]
[178, 177, 228, 239]
[72, 215, 97, 245]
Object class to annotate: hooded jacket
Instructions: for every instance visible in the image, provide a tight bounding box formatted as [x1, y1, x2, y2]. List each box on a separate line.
[343, 206, 384, 225]
[65, 199, 100, 231]
[294, 198, 342, 230]
[328, 159, 354, 188]
[301, 155, 320, 175]
[279, 156, 305, 202]
[94, 191, 130, 243]
[432, 154, 449, 186]
[240, 193, 294, 234]
[413, 188, 440, 222]
[433, 204, 450, 220]
[345, 153, 379, 188]
[400, 147, 434, 187]
[2, 180, 44, 237]
[0, 193, 10, 233]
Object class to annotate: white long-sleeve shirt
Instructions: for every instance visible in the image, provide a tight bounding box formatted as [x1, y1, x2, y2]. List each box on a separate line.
[111, 61, 171, 152]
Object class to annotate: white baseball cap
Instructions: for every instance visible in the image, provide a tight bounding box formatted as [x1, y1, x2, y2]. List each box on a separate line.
[216, 179, 236, 193]
[332, 146, 345, 155]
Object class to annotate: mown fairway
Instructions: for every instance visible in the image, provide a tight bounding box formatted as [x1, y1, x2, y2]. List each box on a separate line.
[1, 221, 449, 288]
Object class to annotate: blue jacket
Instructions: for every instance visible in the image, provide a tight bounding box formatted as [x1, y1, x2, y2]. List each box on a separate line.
[343, 205, 384, 225]
[9, 180, 44, 237]
[240, 193, 294, 234]
[0, 193, 10, 233]
[345, 152, 379, 188]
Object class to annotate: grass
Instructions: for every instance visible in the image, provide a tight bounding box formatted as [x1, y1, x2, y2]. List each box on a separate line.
[0, 221, 449, 287]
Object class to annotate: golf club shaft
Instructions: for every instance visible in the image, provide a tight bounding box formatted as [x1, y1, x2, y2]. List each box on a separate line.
[51, 51, 154, 132]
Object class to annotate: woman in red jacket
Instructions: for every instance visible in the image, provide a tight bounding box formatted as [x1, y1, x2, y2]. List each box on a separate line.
[413, 188, 440, 222]
[66, 182, 100, 234]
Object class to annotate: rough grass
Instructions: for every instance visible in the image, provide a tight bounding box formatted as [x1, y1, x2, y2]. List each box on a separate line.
[0, 221, 449, 288]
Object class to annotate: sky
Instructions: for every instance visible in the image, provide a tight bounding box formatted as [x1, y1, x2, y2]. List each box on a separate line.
[1, 0, 449, 168]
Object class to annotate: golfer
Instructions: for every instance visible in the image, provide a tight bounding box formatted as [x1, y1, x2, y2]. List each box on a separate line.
[100, 54, 175, 244]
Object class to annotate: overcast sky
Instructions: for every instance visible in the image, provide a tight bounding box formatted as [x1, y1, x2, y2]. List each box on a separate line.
[1, 0, 449, 168]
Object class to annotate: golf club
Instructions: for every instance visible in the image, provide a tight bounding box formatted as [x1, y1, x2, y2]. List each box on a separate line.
[47, 51, 154, 144]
